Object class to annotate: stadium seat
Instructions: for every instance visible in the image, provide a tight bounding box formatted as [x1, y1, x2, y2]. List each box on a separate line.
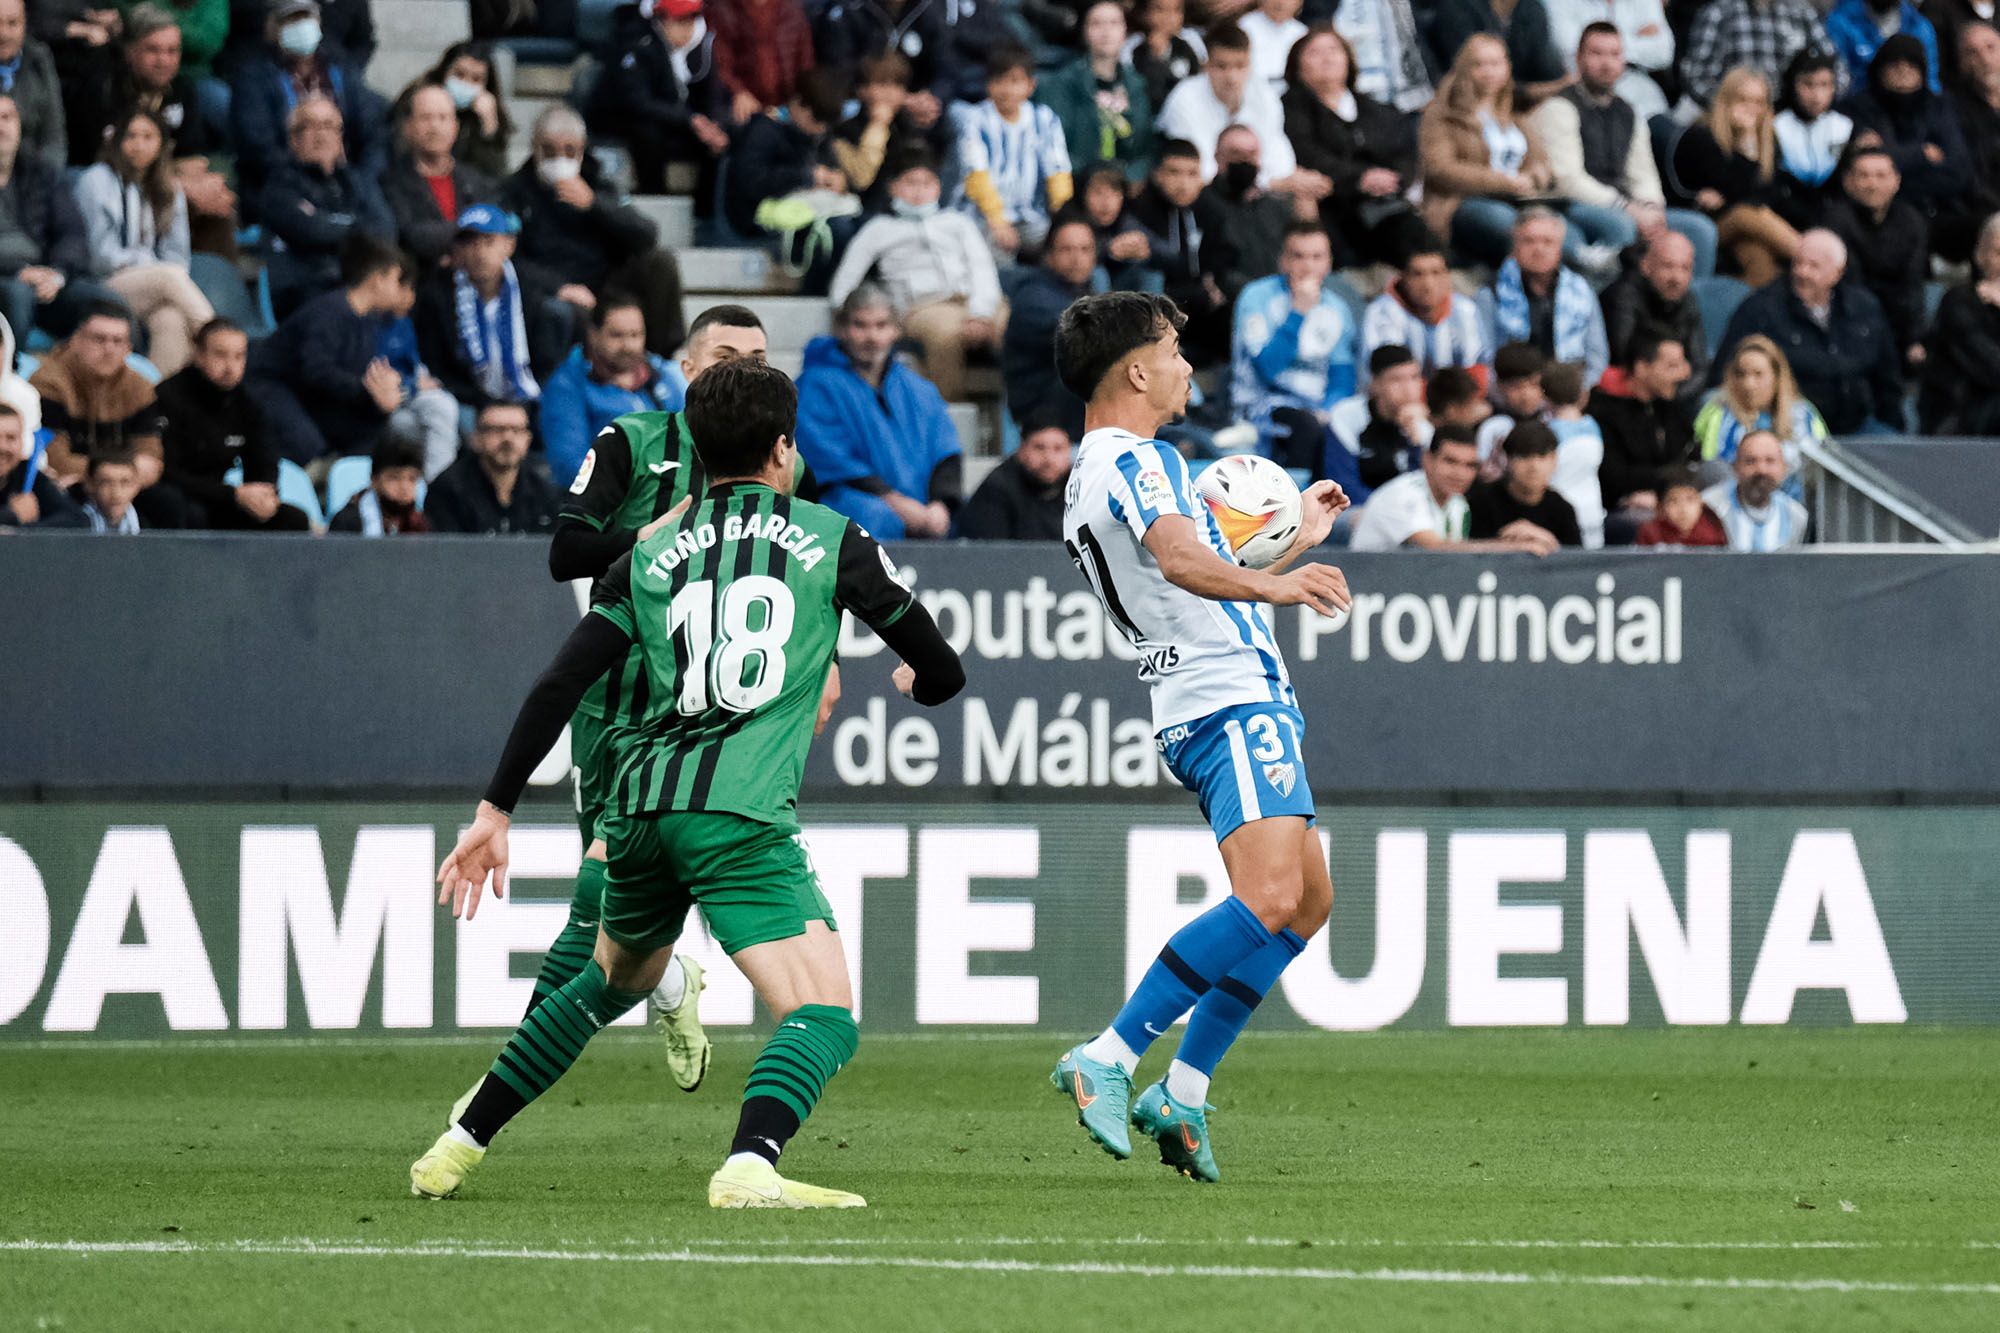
[324, 455, 373, 518]
[220, 459, 323, 526]
[191, 252, 269, 339]
[577, 0, 621, 57]
[126, 354, 161, 384]
[1693, 276, 1752, 354]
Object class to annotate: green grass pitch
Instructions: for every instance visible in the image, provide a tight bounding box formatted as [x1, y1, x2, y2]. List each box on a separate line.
[6, 1030, 1998, 1331]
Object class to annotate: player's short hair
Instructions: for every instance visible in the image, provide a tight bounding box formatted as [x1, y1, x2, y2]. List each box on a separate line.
[1540, 360, 1585, 407]
[341, 233, 414, 289]
[1425, 366, 1483, 415]
[1431, 421, 1479, 453]
[987, 43, 1035, 81]
[1369, 344, 1416, 378]
[372, 436, 426, 476]
[687, 303, 765, 347]
[685, 357, 799, 478]
[1204, 21, 1249, 54]
[1054, 291, 1187, 401]
[588, 291, 645, 329]
[1502, 419, 1559, 459]
[1493, 342, 1546, 382]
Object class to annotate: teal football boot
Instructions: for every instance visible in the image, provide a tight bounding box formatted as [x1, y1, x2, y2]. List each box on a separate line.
[1051, 1045, 1133, 1159]
[1131, 1083, 1220, 1182]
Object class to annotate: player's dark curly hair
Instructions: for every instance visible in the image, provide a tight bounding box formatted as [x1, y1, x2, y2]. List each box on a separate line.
[1053, 292, 1187, 402]
[685, 358, 799, 479]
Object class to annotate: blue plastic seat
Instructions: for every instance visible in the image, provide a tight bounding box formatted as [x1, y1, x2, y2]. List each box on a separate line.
[1693, 275, 1752, 355]
[324, 455, 373, 518]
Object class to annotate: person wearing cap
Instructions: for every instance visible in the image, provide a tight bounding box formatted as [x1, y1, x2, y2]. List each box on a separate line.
[414, 202, 566, 413]
[258, 92, 395, 318]
[500, 104, 686, 359]
[230, 0, 387, 208]
[588, 0, 729, 197]
[384, 82, 498, 269]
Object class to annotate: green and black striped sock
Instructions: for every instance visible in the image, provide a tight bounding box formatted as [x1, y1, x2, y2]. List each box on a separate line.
[729, 1005, 860, 1165]
[523, 861, 607, 1017]
[458, 961, 647, 1145]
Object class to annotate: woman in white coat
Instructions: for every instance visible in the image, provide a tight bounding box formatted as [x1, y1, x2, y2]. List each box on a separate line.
[74, 109, 215, 377]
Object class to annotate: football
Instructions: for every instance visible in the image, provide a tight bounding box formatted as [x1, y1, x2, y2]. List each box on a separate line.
[1196, 454, 1304, 570]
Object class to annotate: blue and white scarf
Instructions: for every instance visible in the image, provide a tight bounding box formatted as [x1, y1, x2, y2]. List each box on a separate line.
[454, 262, 539, 403]
[82, 502, 140, 534]
[1490, 259, 1597, 366]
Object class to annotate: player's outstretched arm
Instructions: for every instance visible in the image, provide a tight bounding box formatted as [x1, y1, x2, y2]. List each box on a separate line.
[1142, 513, 1353, 617]
[835, 522, 968, 706]
[437, 612, 633, 919]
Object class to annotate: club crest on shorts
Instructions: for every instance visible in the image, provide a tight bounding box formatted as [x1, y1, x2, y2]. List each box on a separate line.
[1264, 761, 1297, 798]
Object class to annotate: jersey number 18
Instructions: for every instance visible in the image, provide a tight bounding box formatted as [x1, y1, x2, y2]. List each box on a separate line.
[667, 576, 795, 715]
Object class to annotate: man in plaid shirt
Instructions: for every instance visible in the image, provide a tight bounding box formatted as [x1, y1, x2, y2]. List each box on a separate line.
[1682, 0, 1843, 106]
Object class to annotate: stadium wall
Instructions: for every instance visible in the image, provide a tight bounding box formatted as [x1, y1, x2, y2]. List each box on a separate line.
[4, 537, 1998, 799]
[2, 802, 1995, 1037]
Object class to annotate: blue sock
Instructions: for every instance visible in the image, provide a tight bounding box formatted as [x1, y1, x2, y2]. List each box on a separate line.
[1108, 897, 1274, 1057]
[1174, 929, 1308, 1080]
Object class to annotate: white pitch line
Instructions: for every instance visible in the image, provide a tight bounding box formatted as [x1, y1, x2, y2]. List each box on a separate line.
[3, 1239, 1998, 1297]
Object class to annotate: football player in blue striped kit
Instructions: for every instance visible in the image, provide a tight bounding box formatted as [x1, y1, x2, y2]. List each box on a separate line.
[1053, 290, 1351, 1182]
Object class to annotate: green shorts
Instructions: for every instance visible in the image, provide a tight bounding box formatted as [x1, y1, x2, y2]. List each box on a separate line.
[570, 708, 615, 846]
[600, 809, 836, 956]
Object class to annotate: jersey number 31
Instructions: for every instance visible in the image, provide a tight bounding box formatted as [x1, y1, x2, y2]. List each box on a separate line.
[667, 576, 795, 715]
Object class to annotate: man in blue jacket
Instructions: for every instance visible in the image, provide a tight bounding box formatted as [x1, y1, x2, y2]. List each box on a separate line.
[795, 283, 961, 539]
[538, 295, 682, 489]
[1229, 221, 1359, 477]
[230, 0, 387, 210]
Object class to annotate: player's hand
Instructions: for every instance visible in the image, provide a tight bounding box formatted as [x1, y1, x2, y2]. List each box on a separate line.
[636, 495, 692, 542]
[815, 662, 841, 737]
[437, 801, 511, 920]
[1290, 479, 1348, 553]
[892, 662, 917, 698]
[1266, 562, 1350, 616]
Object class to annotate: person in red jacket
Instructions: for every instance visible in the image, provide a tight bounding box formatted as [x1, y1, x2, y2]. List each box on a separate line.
[1635, 470, 1728, 547]
[709, 0, 815, 121]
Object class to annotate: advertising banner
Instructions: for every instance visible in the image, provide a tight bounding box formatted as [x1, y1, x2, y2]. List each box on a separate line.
[4, 802, 1993, 1038]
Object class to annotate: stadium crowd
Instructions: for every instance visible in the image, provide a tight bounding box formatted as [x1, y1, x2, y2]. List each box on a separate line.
[1, 0, 1993, 552]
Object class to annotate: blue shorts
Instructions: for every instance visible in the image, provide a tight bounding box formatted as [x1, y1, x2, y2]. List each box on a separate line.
[1158, 702, 1316, 844]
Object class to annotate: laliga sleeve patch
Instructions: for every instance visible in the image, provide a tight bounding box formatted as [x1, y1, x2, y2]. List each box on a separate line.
[1134, 466, 1175, 512]
[569, 448, 596, 495]
[879, 545, 910, 589]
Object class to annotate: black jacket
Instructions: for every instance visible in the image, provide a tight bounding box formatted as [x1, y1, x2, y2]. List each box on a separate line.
[1127, 182, 1232, 314]
[1839, 83, 1972, 211]
[155, 365, 276, 516]
[1002, 266, 1088, 438]
[588, 24, 728, 141]
[249, 288, 391, 446]
[956, 454, 1065, 540]
[423, 451, 561, 535]
[499, 160, 658, 292]
[1468, 478, 1583, 545]
[722, 114, 832, 237]
[259, 159, 396, 310]
[0, 157, 90, 276]
[70, 71, 215, 168]
[1282, 85, 1417, 195]
[1670, 123, 1778, 209]
[229, 51, 388, 203]
[1919, 282, 2000, 433]
[1823, 196, 1930, 355]
[1715, 279, 1903, 434]
[1587, 385, 1697, 509]
[1599, 270, 1710, 391]
[813, 0, 952, 98]
[1356, 408, 1424, 490]
[382, 157, 498, 269]
[412, 266, 567, 410]
[0, 461, 85, 527]
[1196, 183, 1294, 301]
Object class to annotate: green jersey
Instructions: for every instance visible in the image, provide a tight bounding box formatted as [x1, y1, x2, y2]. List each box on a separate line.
[589, 481, 915, 826]
[562, 411, 706, 721]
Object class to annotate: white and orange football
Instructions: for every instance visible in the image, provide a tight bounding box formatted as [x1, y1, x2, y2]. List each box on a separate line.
[1196, 454, 1303, 570]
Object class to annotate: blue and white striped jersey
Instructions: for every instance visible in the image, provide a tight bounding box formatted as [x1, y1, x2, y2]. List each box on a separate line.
[1063, 427, 1296, 733]
[954, 100, 1072, 229]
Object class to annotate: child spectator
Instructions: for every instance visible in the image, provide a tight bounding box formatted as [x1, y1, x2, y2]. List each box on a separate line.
[1475, 341, 1548, 467]
[1064, 162, 1155, 290]
[831, 54, 951, 214]
[424, 400, 558, 535]
[376, 302, 463, 480]
[957, 45, 1075, 259]
[1126, 0, 1206, 112]
[1038, 1, 1156, 184]
[74, 446, 143, 533]
[830, 151, 1005, 403]
[328, 435, 430, 535]
[1540, 359, 1606, 548]
[74, 108, 214, 377]
[1467, 418, 1582, 546]
[590, 0, 731, 196]
[721, 68, 849, 242]
[1635, 469, 1729, 546]
[1773, 50, 1853, 228]
[155, 317, 312, 529]
[1426, 365, 1493, 433]
[30, 301, 178, 526]
[0, 400, 80, 527]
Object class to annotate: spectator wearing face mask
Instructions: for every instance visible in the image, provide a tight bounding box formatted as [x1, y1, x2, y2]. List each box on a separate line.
[1201, 126, 1316, 301]
[1841, 34, 1976, 258]
[231, 0, 387, 207]
[397, 42, 513, 180]
[383, 82, 498, 270]
[829, 150, 1005, 402]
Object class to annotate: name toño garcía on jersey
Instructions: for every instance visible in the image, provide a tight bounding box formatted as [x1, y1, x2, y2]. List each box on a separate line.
[646, 511, 831, 578]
